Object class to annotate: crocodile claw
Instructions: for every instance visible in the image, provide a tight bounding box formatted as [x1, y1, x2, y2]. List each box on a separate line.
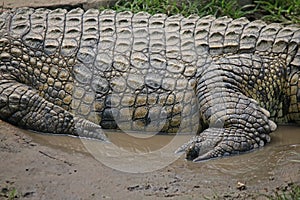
[176, 127, 271, 162]
[176, 128, 224, 161]
[74, 117, 109, 142]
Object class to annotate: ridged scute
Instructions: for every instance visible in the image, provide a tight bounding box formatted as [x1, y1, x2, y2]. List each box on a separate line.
[194, 15, 215, 55]
[256, 23, 282, 52]
[132, 12, 150, 52]
[10, 8, 33, 37]
[149, 13, 167, 54]
[97, 9, 116, 74]
[273, 25, 298, 54]
[115, 11, 133, 55]
[290, 29, 300, 67]
[61, 8, 83, 57]
[22, 8, 48, 50]
[224, 17, 249, 53]
[44, 8, 67, 55]
[0, 10, 11, 31]
[240, 20, 266, 51]
[180, 15, 199, 63]
[165, 14, 183, 59]
[208, 16, 233, 54]
[3, 8, 299, 61]
[78, 8, 101, 76]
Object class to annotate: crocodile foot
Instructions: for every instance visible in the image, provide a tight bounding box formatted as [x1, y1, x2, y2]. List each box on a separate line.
[74, 117, 109, 142]
[176, 127, 273, 161]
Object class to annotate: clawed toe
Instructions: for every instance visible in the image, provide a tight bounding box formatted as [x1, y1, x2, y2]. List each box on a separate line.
[177, 127, 267, 162]
[185, 143, 200, 160]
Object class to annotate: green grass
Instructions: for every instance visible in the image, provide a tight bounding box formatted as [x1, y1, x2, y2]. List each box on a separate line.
[255, 0, 300, 23]
[8, 188, 18, 200]
[0, 187, 19, 200]
[265, 184, 300, 200]
[99, 0, 300, 23]
[100, 0, 246, 18]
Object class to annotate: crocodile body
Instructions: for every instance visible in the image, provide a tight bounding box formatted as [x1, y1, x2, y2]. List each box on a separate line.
[0, 7, 299, 161]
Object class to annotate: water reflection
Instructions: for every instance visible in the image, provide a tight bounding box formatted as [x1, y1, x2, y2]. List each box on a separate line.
[26, 126, 299, 176]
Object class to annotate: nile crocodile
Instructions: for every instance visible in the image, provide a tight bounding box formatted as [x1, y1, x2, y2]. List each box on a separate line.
[0, 7, 299, 161]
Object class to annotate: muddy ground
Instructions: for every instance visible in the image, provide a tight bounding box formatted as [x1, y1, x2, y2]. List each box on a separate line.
[0, 119, 299, 200]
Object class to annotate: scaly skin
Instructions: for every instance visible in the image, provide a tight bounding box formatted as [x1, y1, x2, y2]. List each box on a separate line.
[0, 8, 299, 161]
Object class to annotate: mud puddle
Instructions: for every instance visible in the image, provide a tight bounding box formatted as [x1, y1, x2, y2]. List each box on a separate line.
[26, 125, 300, 178]
[0, 120, 299, 199]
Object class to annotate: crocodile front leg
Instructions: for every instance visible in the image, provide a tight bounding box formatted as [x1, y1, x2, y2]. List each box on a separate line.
[0, 76, 107, 141]
[177, 54, 281, 161]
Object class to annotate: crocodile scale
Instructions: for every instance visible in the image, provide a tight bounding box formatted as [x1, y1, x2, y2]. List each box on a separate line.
[0, 7, 299, 160]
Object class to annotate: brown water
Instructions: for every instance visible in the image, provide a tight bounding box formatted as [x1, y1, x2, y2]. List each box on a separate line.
[26, 126, 300, 178]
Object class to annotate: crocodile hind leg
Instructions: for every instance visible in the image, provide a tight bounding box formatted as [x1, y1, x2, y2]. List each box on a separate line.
[0, 77, 107, 141]
[177, 53, 282, 161]
[177, 95, 277, 161]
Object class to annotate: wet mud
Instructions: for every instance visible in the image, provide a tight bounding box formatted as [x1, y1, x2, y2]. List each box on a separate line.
[0, 120, 299, 199]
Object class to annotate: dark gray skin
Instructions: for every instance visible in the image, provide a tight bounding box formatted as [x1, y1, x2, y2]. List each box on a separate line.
[0, 8, 299, 161]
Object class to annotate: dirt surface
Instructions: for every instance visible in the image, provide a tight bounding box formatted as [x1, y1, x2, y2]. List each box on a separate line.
[0, 119, 299, 200]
